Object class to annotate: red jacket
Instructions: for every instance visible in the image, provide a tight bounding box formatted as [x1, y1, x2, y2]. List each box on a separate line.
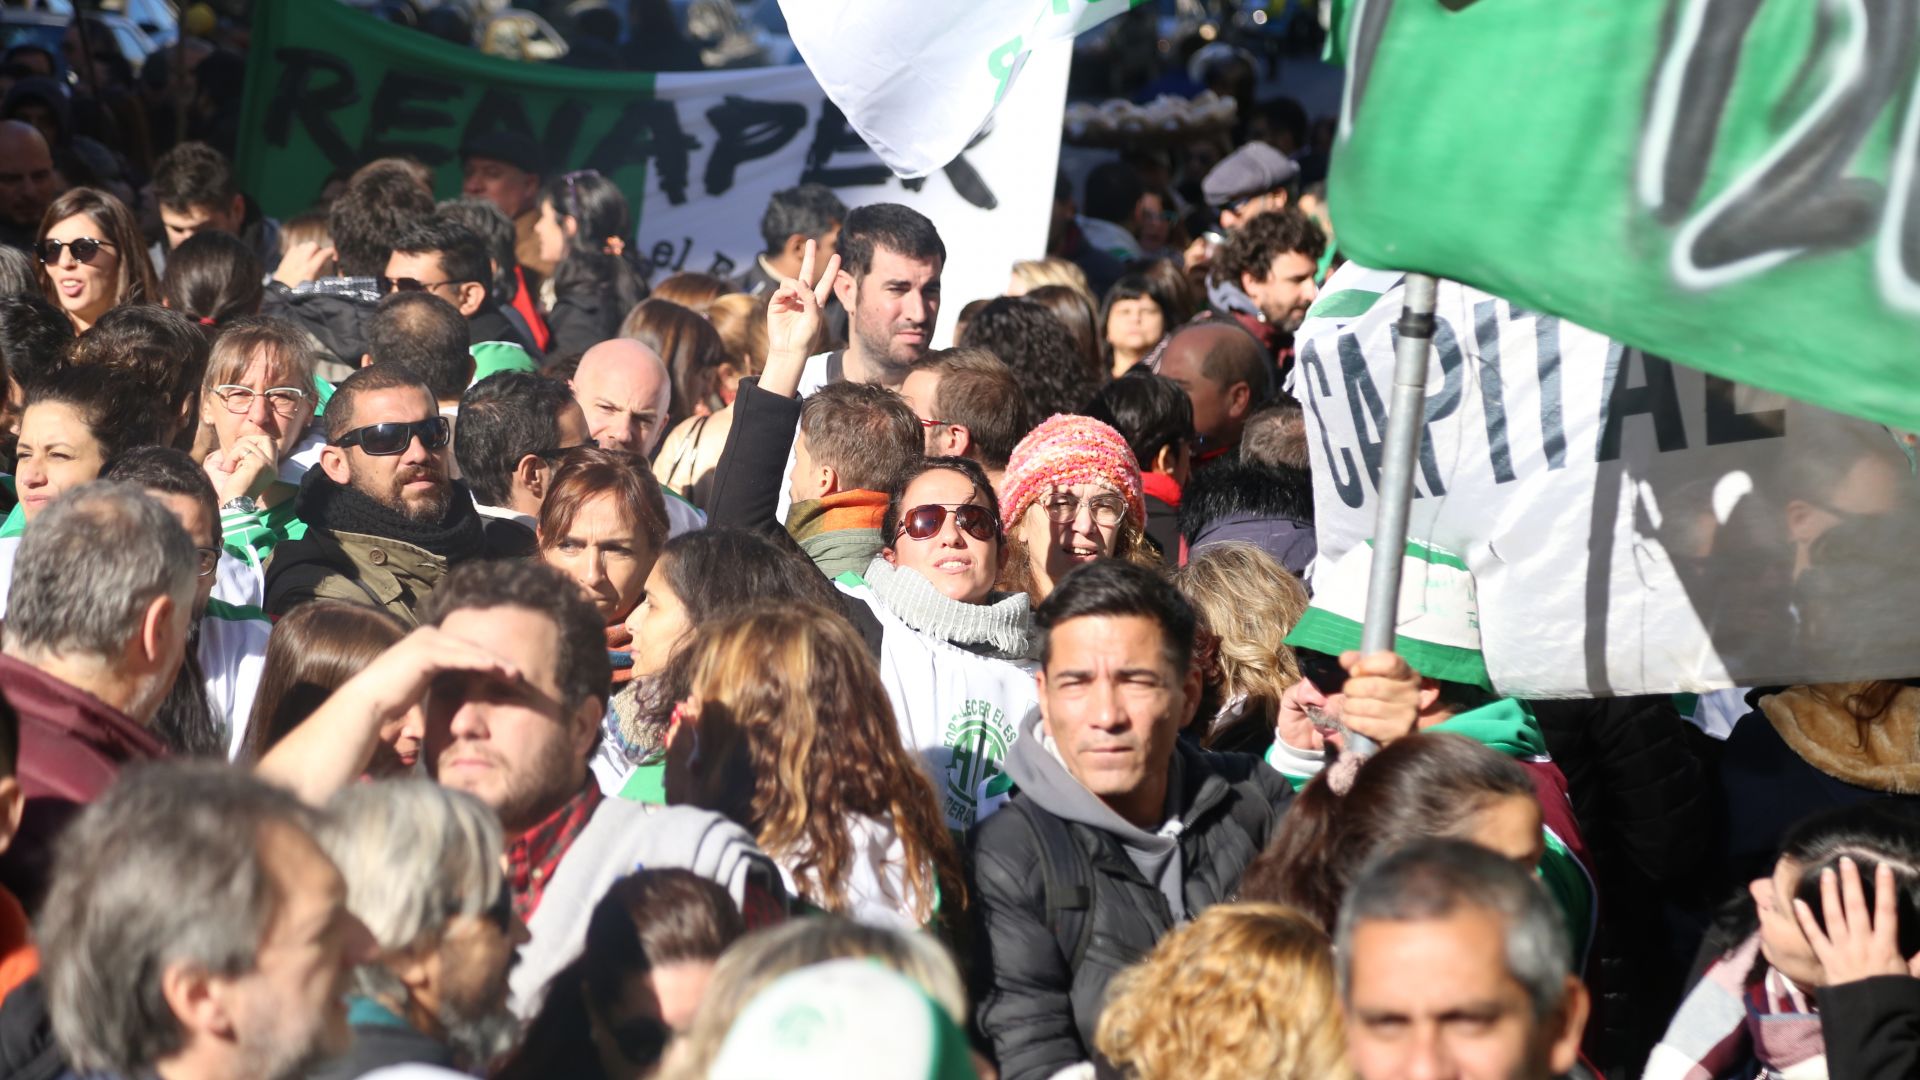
[0, 652, 166, 911]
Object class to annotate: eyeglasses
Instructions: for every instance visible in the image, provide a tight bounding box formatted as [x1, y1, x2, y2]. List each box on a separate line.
[1043, 492, 1127, 527]
[214, 384, 310, 417]
[332, 416, 451, 456]
[378, 275, 471, 296]
[194, 546, 219, 579]
[896, 502, 997, 543]
[917, 416, 948, 429]
[1297, 649, 1349, 697]
[36, 237, 115, 265]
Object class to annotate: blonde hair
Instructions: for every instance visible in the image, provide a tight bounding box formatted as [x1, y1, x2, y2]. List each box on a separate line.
[1172, 542, 1308, 742]
[706, 292, 768, 379]
[1096, 903, 1354, 1080]
[658, 917, 967, 1080]
[1009, 256, 1095, 308]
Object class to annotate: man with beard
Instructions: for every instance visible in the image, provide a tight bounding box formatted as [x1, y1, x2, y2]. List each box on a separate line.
[772, 205, 942, 521]
[1206, 208, 1325, 373]
[312, 781, 527, 1079]
[264, 364, 503, 624]
[36, 763, 377, 1080]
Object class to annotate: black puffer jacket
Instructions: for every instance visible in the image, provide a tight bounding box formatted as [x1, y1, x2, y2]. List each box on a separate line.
[967, 725, 1292, 1080]
[262, 282, 377, 366]
[1531, 695, 1716, 1079]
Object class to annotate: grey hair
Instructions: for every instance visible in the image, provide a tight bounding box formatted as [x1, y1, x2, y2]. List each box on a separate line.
[3, 481, 196, 660]
[320, 780, 505, 1003]
[1334, 838, 1572, 1016]
[38, 763, 321, 1076]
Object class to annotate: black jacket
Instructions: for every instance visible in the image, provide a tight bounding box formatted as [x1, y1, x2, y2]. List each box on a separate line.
[263, 282, 378, 366]
[1822, 975, 1920, 1080]
[1532, 695, 1717, 1077]
[468, 302, 540, 358]
[736, 257, 849, 347]
[967, 738, 1292, 1080]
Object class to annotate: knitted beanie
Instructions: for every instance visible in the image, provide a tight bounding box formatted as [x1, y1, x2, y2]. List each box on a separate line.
[999, 413, 1146, 531]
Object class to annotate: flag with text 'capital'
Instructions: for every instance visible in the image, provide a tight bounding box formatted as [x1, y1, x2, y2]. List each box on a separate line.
[1328, 0, 1920, 432]
[775, 0, 1146, 178]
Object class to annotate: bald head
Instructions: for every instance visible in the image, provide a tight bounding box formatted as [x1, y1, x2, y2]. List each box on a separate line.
[1158, 321, 1272, 453]
[0, 121, 58, 231]
[571, 338, 671, 455]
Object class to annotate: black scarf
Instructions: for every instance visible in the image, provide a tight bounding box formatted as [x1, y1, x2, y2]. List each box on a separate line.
[295, 467, 486, 563]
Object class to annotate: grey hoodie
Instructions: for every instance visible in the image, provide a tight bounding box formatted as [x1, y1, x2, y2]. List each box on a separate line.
[1003, 708, 1189, 921]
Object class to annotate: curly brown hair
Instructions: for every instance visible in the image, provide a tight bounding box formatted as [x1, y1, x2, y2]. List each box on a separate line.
[674, 604, 965, 924]
[1210, 207, 1326, 291]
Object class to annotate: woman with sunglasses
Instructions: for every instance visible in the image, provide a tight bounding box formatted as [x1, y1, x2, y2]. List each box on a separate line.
[33, 186, 157, 332]
[536, 446, 671, 692]
[197, 316, 325, 607]
[535, 170, 650, 360]
[831, 455, 1043, 832]
[997, 412, 1160, 607]
[660, 604, 966, 930]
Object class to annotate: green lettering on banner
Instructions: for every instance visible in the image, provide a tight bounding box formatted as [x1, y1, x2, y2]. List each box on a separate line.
[986, 36, 1024, 106]
[236, 0, 659, 223]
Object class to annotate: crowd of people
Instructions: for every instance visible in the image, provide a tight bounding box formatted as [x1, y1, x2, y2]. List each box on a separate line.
[0, 8, 1917, 1080]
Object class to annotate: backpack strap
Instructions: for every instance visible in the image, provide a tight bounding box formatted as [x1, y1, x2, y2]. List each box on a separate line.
[1010, 798, 1094, 972]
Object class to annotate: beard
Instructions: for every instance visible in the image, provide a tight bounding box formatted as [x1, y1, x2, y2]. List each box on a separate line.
[351, 457, 451, 523]
[852, 308, 929, 377]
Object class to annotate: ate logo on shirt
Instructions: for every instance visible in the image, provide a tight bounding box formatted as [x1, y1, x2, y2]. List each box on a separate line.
[943, 698, 1015, 830]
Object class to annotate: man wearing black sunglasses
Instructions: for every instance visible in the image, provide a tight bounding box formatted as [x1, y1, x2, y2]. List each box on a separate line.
[265, 364, 506, 624]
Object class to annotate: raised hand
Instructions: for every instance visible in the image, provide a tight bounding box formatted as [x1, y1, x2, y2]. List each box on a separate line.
[1336, 649, 1424, 747]
[1794, 856, 1920, 984]
[763, 238, 841, 397]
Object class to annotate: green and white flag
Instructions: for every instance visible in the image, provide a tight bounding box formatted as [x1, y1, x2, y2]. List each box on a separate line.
[235, 0, 1071, 344]
[1328, 0, 1920, 431]
[776, 0, 1147, 177]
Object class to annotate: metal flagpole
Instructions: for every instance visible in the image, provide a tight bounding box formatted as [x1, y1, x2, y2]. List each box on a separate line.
[1346, 271, 1440, 758]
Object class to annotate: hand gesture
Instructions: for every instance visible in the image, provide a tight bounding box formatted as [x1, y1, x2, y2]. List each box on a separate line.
[1335, 650, 1424, 747]
[274, 239, 336, 289]
[1793, 856, 1920, 985]
[763, 239, 840, 397]
[1274, 679, 1327, 753]
[347, 626, 524, 728]
[205, 434, 279, 503]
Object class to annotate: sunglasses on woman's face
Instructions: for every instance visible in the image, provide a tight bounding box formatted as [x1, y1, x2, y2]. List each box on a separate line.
[895, 502, 997, 543]
[331, 416, 451, 456]
[36, 237, 115, 265]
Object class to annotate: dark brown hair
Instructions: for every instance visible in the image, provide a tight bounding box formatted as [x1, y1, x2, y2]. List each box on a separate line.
[495, 869, 746, 1080]
[619, 297, 728, 423]
[246, 601, 407, 763]
[798, 381, 922, 494]
[68, 305, 211, 441]
[35, 187, 159, 314]
[536, 445, 671, 565]
[1237, 732, 1537, 930]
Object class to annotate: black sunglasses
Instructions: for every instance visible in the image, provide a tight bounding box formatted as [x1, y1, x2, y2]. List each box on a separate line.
[531, 442, 592, 462]
[896, 502, 997, 543]
[332, 416, 451, 456]
[1297, 648, 1349, 697]
[378, 275, 470, 296]
[36, 237, 115, 265]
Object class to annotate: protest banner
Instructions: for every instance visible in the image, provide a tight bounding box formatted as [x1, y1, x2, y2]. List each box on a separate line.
[1326, 0, 1920, 432]
[1296, 264, 1920, 699]
[234, 0, 1071, 344]
[777, 0, 1145, 178]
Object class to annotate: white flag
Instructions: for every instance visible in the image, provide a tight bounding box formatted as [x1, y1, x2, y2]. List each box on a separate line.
[1294, 263, 1920, 698]
[775, 0, 1134, 177]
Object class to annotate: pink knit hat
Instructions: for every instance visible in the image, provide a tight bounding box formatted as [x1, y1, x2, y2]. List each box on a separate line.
[999, 414, 1146, 531]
